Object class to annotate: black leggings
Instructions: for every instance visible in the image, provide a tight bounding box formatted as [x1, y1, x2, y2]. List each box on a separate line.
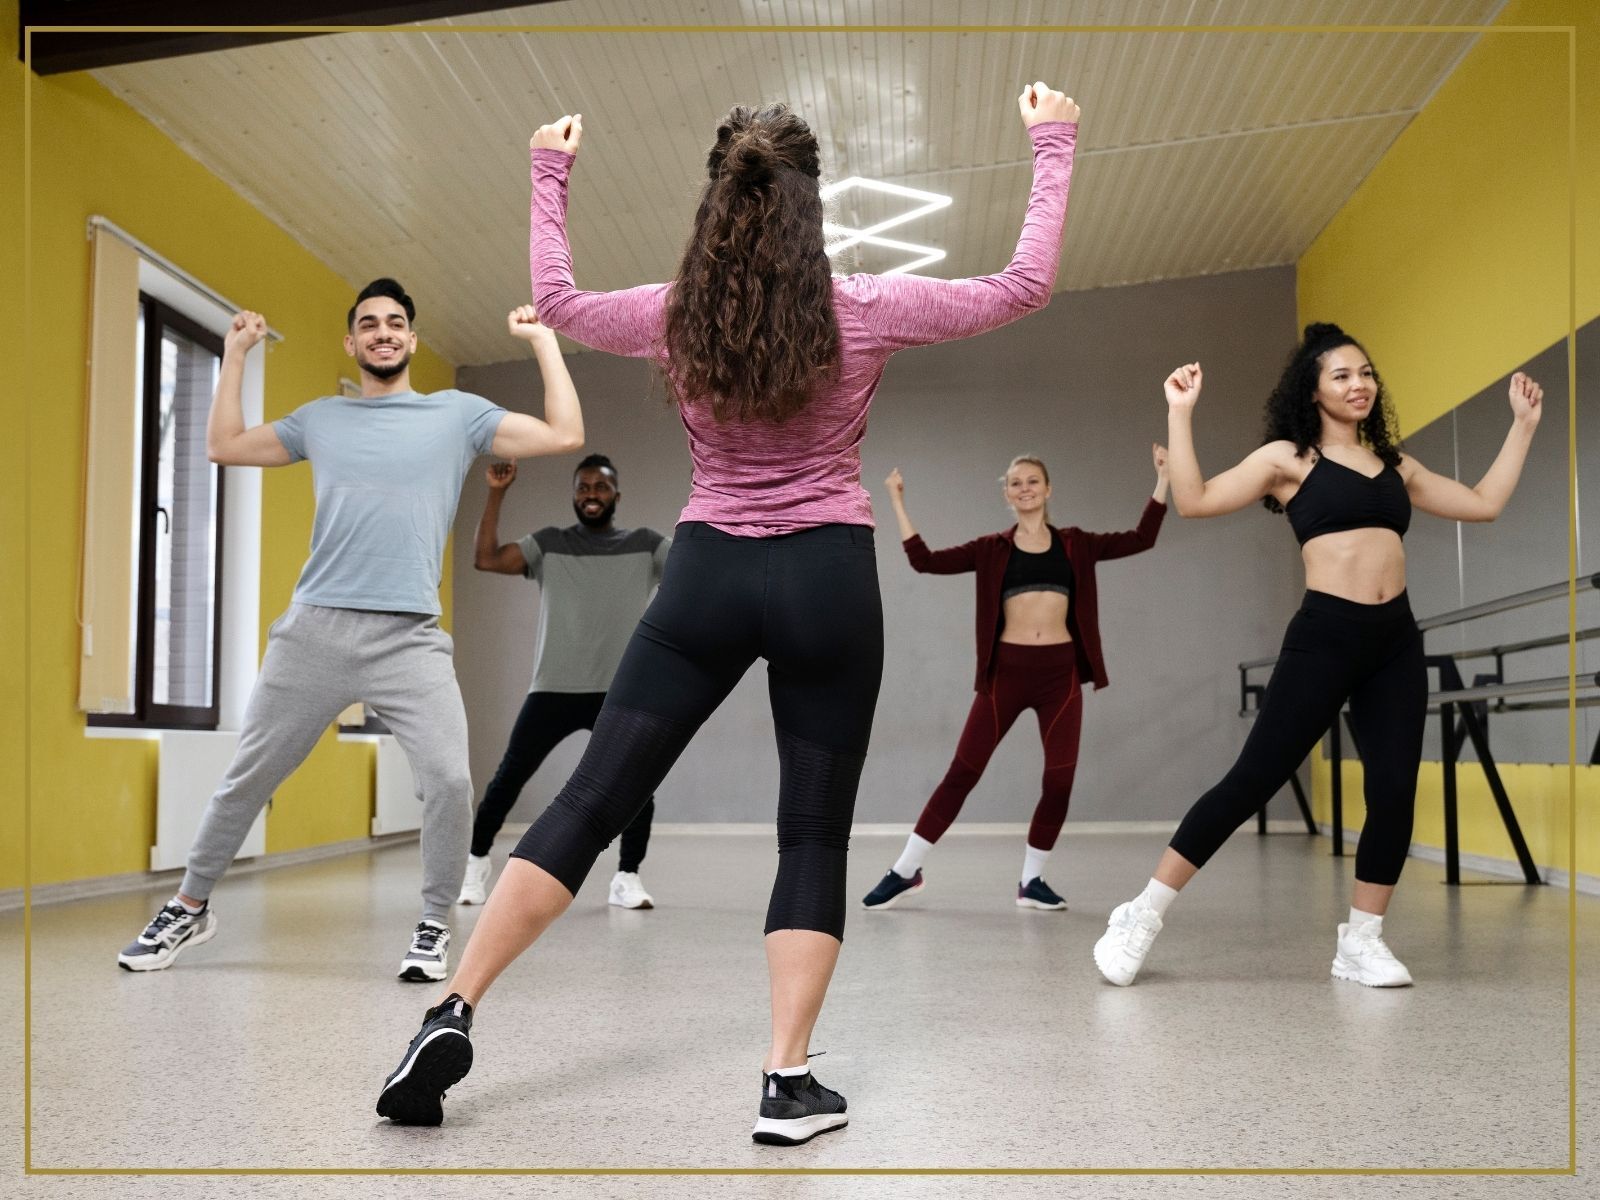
[510, 522, 884, 939]
[1170, 590, 1426, 886]
[470, 690, 653, 869]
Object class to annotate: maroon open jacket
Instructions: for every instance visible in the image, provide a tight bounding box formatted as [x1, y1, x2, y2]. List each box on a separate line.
[902, 498, 1166, 693]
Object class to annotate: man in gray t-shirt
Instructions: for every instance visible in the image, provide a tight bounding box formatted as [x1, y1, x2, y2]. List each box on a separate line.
[458, 453, 669, 910]
[117, 278, 586, 984]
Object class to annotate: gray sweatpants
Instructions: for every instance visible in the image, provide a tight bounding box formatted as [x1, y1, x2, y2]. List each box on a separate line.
[181, 603, 472, 923]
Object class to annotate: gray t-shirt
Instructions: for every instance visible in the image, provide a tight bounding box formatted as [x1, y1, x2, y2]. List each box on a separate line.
[517, 524, 670, 693]
[274, 389, 505, 615]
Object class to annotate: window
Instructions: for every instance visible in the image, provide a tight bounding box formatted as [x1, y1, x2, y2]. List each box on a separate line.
[90, 295, 226, 729]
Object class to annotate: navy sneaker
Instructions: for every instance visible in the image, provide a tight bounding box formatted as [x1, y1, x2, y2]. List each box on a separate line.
[1016, 877, 1068, 911]
[752, 1068, 848, 1145]
[861, 868, 924, 910]
[117, 900, 218, 971]
[376, 993, 474, 1126]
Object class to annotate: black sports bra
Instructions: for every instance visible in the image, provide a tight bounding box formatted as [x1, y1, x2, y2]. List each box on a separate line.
[1002, 536, 1074, 601]
[1285, 454, 1411, 547]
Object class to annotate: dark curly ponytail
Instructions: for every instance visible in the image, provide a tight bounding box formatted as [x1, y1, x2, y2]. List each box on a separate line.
[1261, 322, 1402, 513]
[662, 103, 839, 423]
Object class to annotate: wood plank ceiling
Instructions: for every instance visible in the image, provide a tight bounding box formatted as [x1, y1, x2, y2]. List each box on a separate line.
[92, 0, 1507, 366]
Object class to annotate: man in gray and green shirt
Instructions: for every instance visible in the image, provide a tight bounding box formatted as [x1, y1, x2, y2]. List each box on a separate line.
[460, 453, 669, 909]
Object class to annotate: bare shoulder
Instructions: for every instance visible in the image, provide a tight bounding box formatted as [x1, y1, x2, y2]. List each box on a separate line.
[1394, 451, 1426, 482]
[1250, 439, 1303, 480]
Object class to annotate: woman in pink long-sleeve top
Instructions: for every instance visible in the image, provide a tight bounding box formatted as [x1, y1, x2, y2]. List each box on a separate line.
[379, 83, 1081, 1144]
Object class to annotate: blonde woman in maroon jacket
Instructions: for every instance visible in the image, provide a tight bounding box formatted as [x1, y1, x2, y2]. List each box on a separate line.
[863, 448, 1169, 911]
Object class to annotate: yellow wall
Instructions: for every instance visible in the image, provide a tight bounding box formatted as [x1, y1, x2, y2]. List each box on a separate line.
[1298, 2, 1597, 436]
[1313, 756, 1600, 883]
[6, 5, 458, 889]
[1298, 0, 1597, 881]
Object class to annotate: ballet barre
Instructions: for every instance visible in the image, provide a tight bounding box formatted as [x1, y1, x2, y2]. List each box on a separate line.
[1238, 574, 1600, 884]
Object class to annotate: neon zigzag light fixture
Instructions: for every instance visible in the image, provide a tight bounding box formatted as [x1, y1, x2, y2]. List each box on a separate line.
[821, 176, 953, 275]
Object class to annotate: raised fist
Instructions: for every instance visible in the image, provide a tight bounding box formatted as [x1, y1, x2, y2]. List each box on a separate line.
[1164, 363, 1203, 410]
[1018, 82, 1080, 128]
[224, 311, 268, 357]
[531, 114, 583, 155]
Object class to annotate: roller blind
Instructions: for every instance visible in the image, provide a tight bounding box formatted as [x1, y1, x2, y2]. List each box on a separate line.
[78, 227, 141, 713]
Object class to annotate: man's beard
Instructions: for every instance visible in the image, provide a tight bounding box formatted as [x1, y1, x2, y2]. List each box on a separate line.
[360, 347, 412, 381]
[573, 498, 617, 529]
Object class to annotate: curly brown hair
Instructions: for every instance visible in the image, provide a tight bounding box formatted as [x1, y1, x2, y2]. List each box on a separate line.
[1261, 322, 1403, 513]
[662, 104, 840, 423]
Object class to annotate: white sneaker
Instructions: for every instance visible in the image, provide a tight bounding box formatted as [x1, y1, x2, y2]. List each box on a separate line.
[1093, 898, 1164, 986]
[398, 920, 450, 982]
[1331, 920, 1413, 987]
[457, 854, 492, 905]
[608, 871, 654, 909]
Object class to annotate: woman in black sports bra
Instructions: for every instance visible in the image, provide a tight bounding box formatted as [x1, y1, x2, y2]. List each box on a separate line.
[1093, 321, 1543, 989]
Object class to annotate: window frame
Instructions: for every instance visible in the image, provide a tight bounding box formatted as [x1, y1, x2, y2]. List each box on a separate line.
[89, 294, 227, 731]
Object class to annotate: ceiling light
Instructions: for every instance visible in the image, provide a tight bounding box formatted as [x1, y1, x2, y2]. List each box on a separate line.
[822, 176, 952, 274]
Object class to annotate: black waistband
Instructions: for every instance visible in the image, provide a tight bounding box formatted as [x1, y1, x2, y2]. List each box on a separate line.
[678, 521, 875, 547]
[1299, 589, 1413, 623]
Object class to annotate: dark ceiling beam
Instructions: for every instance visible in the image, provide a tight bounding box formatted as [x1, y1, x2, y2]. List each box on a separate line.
[20, 2, 563, 75]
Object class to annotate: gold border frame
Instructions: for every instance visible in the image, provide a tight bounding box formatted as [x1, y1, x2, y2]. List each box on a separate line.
[18, 16, 1580, 1184]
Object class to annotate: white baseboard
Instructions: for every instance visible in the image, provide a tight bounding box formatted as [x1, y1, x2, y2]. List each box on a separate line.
[650, 819, 1316, 836]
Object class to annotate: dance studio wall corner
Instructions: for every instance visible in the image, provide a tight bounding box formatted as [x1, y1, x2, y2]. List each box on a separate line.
[1296, 0, 1600, 884]
[6, 0, 457, 891]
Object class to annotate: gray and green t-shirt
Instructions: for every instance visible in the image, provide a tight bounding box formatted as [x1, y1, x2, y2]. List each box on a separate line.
[274, 389, 505, 616]
[517, 524, 670, 693]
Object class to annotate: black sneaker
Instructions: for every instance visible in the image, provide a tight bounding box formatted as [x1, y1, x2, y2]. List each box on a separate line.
[376, 993, 474, 1126]
[861, 868, 924, 910]
[117, 900, 218, 971]
[398, 920, 450, 982]
[1016, 877, 1067, 910]
[751, 1068, 848, 1145]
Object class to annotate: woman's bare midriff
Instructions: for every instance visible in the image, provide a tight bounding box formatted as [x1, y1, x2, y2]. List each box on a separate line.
[1300, 528, 1407, 603]
[999, 591, 1073, 645]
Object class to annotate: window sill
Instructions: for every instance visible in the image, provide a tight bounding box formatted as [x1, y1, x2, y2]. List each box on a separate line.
[83, 726, 162, 740]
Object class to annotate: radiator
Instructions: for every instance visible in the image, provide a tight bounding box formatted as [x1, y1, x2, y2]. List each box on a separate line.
[152, 729, 265, 871]
[372, 735, 422, 836]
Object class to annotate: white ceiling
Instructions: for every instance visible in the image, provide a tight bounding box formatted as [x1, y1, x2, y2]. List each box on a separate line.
[93, 0, 1506, 366]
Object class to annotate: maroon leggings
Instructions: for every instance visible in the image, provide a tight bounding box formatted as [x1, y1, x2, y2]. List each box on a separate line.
[913, 641, 1083, 850]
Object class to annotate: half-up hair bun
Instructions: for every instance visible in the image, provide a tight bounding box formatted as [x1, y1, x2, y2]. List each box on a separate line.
[1302, 321, 1349, 346]
[723, 131, 777, 189]
[706, 103, 820, 184]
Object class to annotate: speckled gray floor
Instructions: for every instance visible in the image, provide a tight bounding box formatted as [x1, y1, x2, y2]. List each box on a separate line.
[3, 829, 1594, 1197]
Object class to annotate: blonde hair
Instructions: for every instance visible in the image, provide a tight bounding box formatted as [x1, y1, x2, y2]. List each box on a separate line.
[1001, 454, 1051, 523]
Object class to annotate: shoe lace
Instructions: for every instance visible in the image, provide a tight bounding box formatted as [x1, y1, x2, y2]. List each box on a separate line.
[1351, 923, 1397, 960]
[410, 923, 444, 954]
[141, 903, 189, 943]
[1121, 909, 1160, 955]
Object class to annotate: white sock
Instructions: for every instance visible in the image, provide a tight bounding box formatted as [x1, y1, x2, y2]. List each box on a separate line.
[892, 834, 933, 880]
[468, 853, 489, 864]
[174, 895, 204, 914]
[1348, 906, 1382, 931]
[1138, 879, 1178, 917]
[1021, 844, 1051, 885]
[769, 1062, 809, 1077]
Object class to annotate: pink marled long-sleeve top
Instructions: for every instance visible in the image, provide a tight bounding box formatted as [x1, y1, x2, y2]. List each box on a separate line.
[531, 121, 1077, 536]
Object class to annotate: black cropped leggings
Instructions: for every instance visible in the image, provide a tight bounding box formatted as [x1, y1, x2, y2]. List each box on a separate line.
[1170, 590, 1426, 887]
[510, 522, 884, 939]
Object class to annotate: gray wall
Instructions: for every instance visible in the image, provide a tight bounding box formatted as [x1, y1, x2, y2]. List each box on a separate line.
[454, 266, 1311, 827]
[1396, 319, 1598, 764]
